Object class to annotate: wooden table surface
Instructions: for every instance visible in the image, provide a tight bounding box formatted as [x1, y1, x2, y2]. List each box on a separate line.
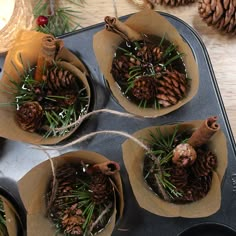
[54, 1, 236, 140]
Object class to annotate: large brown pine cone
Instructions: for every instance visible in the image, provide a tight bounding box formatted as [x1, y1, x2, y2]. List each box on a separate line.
[16, 101, 43, 132]
[198, 0, 236, 34]
[90, 172, 113, 205]
[191, 149, 217, 177]
[156, 69, 188, 107]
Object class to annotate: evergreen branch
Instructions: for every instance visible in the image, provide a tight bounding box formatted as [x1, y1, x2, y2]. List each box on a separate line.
[144, 126, 183, 200]
[33, 0, 85, 36]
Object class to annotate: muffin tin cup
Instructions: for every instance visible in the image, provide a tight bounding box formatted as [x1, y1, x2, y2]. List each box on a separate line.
[17, 150, 124, 236]
[0, 30, 92, 145]
[122, 120, 227, 218]
[93, 10, 199, 117]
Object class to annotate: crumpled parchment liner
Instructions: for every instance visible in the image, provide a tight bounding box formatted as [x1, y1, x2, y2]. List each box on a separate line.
[122, 120, 227, 218]
[18, 150, 124, 236]
[93, 10, 199, 117]
[0, 30, 90, 145]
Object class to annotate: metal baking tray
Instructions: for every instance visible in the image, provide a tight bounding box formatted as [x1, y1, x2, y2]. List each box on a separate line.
[1, 12, 236, 236]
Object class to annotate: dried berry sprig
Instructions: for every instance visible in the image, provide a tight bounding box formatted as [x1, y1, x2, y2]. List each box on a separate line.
[33, 0, 85, 36]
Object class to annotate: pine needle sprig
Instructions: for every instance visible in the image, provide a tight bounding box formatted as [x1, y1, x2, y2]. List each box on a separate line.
[44, 105, 78, 138]
[144, 126, 183, 199]
[33, 0, 85, 36]
[56, 180, 112, 235]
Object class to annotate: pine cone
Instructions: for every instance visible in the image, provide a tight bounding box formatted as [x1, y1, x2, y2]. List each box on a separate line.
[45, 66, 78, 107]
[168, 166, 188, 189]
[132, 76, 158, 101]
[136, 45, 163, 63]
[47, 67, 76, 91]
[156, 69, 188, 107]
[198, 0, 236, 34]
[154, 0, 195, 6]
[16, 101, 43, 132]
[61, 203, 85, 236]
[191, 150, 217, 177]
[180, 174, 212, 202]
[111, 55, 137, 82]
[90, 172, 113, 205]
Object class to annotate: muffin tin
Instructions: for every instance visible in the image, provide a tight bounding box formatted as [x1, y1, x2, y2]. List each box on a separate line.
[0, 12, 236, 235]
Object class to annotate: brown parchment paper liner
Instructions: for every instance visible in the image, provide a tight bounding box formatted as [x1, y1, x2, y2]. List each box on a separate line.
[2, 197, 18, 236]
[0, 30, 90, 145]
[122, 120, 227, 218]
[18, 150, 124, 236]
[93, 10, 199, 117]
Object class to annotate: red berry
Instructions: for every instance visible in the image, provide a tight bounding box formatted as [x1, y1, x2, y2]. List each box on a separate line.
[36, 15, 48, 27]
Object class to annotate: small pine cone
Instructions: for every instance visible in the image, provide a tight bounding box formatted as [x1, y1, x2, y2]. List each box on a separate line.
[47, 67, 76, 92]
[191, 150, 217, 177]
[136, 45, 163, 63]
[198, 0, 236, 34]
[155, 0, 195, 6]
[90, 172, 113, 205]
[16, 101, 43, 132]
[168, 166, 188, 189]
[132, 76, 158, 101]
[61, 203, 85, 235]
[111, 55, 135, 82]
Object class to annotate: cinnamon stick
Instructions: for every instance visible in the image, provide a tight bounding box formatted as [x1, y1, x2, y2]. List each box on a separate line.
[188, 116, 220, 148]
[87, 161, 120, 176]
[34, 35, 64, 82]
[104, 16, 142, 42]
